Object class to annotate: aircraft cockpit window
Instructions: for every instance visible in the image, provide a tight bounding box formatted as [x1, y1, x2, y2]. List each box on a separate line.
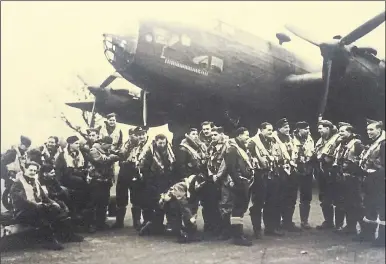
[153, 28, 191, 47]
[168, 34, 180, 46]
[193, 55, 224, 73]
[211, 56, 223, 73]
[153, 28, 169, 45]
[193, 55, 209, 68]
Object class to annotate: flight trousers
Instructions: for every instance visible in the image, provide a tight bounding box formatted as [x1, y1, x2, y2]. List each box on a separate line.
[115, 163, 143, 226]
[200, 181, 222, 234]
[250, 170, 281, 232]
[89, 180, 112, 228]
[317, 166, 336, 226]
[360, 170, 385, 242]
[298, 170, 313, 225]
[279, 170, 299, 227]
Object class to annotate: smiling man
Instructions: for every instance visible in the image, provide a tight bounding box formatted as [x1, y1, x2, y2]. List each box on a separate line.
[355, 119, 385, 247]
[333, 122, 364, 235]
[10, 161, 83, 250]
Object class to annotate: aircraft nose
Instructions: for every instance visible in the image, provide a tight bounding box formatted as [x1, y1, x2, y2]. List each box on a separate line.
[103, 33, 138, 70]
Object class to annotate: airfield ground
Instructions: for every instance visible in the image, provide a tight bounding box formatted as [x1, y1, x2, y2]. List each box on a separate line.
[1, 189, 385, 264]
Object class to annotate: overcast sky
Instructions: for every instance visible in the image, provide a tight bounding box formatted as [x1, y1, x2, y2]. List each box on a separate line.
[1, 1, 385, 151]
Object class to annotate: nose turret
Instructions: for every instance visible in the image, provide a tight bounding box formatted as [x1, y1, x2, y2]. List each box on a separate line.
[103, 33, 138, 71]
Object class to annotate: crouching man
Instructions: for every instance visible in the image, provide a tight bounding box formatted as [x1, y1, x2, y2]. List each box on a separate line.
[10, 161, 83, 250]
[160, 174, 204, 243]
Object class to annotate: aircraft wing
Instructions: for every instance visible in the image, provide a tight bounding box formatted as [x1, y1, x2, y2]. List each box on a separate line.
[65, 101, 95, 112]
[283, 72, 323, 86]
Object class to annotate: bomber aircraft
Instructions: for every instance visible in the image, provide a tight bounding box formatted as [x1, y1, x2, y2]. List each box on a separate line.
[66, 11, 385, 144]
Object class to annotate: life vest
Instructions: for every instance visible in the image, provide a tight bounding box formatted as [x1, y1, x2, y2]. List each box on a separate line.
[180, 138, 205, 168]
[273, 131, 295, 163]
[99, 123, 122, 146]
[228, 139, 253, 170]
[63, 147, 85, 168]
[315, 133, 340, 160]
[136, 139, 152, 166]
[360, 131, 386, 172]
[122, 141, 138, 163]
[207, 140, 229, 174]
[292, 134, 315, 163]
[6, 146, 27, 173]
[16, 172, 47, 203]
[199, 131, 211, 148]
[334, 137, 361, 164]
[249, 133, 278, 169]
[41, 144, 61, 164]
[138, 140, 175, 173]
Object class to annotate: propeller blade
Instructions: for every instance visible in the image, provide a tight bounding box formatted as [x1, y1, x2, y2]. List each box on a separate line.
[318, 59, 333, 121]
[77, 74, 88, 86]
[100, 74, 117, 88]
[340, 11, 385, 45]
[284, 24, 321, 47]
[89, 100, 97, 128]
[143, 91, 147, 127]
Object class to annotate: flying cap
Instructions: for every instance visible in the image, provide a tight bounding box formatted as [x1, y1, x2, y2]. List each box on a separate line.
[135, 126, 147, 135]
[318, 120, 334, 128]
[106, 112, 117, 119]
[128, 128, 136, 135]
[235, 127, 248, 136]
[276, 118, 289, 129]
[20, 135, 32, 148]
[48, 136, 59, 144]
[66, 135, 79, 144]
[295, 121, 309, 130]
[86, 128, 99, 135]
[212, 126, 224, 134]
[366, 118, 383, 127]
[188, 128, 198, 133]
[338, 122, 352, 128]
[25, 161, 41, 169]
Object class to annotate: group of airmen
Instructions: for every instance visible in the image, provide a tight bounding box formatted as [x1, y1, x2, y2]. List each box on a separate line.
[1, 112, 385, 250]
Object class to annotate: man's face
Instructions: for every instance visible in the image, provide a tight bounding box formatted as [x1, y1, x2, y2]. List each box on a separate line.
[155, 139, 167, 149]
[129, 133, 138, 143]
[367, 124, 381, 140]
[298, 127, 310, 137]
[211, 131, 220, 142]
[202, 124, 212, 137]
[318, 125, 330, 137]
[101, 143, 112, 151]
[107, 117, 116, 127]
[47, 138, 57, 149]
[261, 125, 273, 138]
[278, 124, 290, 136]
[69, 141, 80, 151]
[19, 144, 28, 152]
[89, 132, 99, 142]
[25, 165, 39, 178]
[44, 169, 55, 179]
[237, 131, 250, 144]
[189, 131, 199, 141]
[339, 126, 352, 140]
[138, 132, 147, 143]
